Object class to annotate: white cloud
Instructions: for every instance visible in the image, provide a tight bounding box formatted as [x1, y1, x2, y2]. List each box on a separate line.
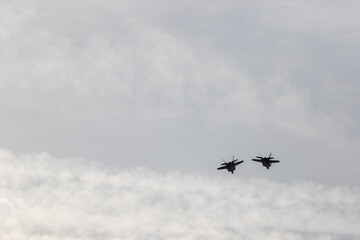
[0, 149, 359, 239]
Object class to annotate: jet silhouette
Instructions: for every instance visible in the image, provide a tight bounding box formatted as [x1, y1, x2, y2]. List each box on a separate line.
[252, 153, 279, 169]
[217, 156, 244, 174]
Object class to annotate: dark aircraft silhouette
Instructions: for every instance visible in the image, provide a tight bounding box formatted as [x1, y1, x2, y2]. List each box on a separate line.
[252, 153, 279, 169]
[217, 156, 244, 174]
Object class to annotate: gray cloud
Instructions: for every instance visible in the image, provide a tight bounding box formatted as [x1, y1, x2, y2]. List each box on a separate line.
[0, 149, 359, 239]
[1, 0, 357, 127]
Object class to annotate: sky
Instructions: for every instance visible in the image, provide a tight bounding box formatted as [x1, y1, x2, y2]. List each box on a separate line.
[1, 149, 360, 240]
[1, 0, 360, 239]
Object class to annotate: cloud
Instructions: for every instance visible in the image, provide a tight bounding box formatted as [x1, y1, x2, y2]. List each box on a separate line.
[0, 1, 337, 123]
[0, 149, 359, 239]
[2, 0, 358, 130]
[254, 0, 360, 40]
[0, 0, 344, 140]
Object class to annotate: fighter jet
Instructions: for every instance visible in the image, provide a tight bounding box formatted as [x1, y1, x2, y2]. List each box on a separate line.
[252, 153, 279, 169]
[217, 156, 244, 174]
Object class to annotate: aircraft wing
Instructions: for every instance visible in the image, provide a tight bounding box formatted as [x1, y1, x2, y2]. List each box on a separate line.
[217, 166, 227, 170]
[235, 160, 244, 166]
[270, 160, 280, 163]
[252, 159, 262, 162]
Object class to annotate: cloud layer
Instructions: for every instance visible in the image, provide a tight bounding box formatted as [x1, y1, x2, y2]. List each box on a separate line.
[1, 149, 359, 239]
[1, 0, 359, 128]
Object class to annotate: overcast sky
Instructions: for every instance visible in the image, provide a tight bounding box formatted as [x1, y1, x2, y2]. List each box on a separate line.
[1, 1, 360, 238]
